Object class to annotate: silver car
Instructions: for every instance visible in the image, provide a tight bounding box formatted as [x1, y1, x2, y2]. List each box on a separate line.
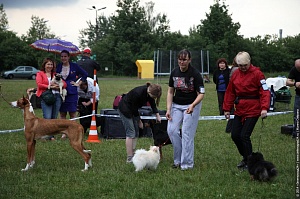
[1, 66, 40, 80]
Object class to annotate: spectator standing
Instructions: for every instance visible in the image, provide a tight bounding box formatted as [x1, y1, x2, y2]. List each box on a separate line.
[213, 58, 232, 133]
[118, 83, 162, 163]
[286, 59, 300, 138]
[230, 57, 239, 78]
[56, 50, 88, 139]
[223, 51, 270, 170]
[166, 49, 205, 170]
[77, 47, 100, 83]
[36, 57, 66, 140]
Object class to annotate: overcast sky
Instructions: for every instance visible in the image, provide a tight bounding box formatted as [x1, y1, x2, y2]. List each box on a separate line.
[2, 0, 300, 47]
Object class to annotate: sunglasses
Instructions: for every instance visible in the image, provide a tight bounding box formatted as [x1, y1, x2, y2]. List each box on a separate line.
[238, 64, 248, 67]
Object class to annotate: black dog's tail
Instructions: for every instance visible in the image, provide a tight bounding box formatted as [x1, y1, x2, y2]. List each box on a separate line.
[258, 168, 269, 181]
[258, 167, 278, 181]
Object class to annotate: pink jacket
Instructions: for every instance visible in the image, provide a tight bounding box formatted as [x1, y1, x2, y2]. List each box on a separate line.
[35, 71, 67, 97]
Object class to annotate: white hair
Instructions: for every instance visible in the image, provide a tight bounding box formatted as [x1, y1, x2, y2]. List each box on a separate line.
[236, 51, 251, 65]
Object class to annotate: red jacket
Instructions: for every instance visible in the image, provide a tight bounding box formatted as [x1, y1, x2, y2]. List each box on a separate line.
[223, 65, 270, 118]
[35, 71, 67, 97]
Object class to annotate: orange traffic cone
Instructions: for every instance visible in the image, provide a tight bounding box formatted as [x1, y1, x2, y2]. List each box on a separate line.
[86, 69, 101, 143]
[86, 114, 101, 143]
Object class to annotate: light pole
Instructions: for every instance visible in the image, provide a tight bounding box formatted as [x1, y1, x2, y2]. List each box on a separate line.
[87, 6, 106, 40]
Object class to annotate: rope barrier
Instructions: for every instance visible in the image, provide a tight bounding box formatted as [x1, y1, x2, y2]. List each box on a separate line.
[0, 128, 24, 134]
[0, 111, 292, 134]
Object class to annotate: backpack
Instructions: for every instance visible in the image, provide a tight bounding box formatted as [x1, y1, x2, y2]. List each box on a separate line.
[113, 94, 125, 109]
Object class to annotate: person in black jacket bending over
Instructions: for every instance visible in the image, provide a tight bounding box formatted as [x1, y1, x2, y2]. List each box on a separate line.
[118, 83, 162, 163]
[77, 47, 100, 83]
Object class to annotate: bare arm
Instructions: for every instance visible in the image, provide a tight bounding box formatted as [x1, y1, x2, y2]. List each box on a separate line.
[186, 92, 204, 114]
[166, 87, 174, 120]
[286, 78, 298, 88]
[286, 78, 294, 86]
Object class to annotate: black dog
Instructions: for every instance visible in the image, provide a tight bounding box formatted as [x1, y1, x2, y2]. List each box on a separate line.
[247, 152, 278, 182]
[148, 120, 172, 159]
[77, 105, 101, 134]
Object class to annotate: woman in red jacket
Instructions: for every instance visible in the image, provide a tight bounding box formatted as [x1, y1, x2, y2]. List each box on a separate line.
[223, 51, 270, 170]
[36, 57, 66, 140]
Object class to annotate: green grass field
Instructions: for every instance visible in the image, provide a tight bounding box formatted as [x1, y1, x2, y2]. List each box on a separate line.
[0, 77, 296, 199]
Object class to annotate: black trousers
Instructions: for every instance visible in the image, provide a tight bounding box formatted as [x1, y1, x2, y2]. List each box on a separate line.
[231, 115, 259, 162]
[217, 91, 225, 115]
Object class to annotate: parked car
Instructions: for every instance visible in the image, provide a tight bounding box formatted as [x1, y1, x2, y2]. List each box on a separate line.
[1, 66, 40, 80]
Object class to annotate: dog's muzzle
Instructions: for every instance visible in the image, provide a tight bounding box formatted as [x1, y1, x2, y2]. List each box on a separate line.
[55, 76, 61, 81]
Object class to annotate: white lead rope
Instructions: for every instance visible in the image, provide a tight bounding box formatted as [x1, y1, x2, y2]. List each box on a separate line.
[1, 111, 292, 134]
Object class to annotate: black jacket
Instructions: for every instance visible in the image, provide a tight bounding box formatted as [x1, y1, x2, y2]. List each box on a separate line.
[213, 68, 230, 91]
[118, 85, 158, 118]
[77, 56, 100, 79]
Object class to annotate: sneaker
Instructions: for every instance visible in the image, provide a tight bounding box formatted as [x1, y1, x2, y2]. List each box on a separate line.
[237, 160, 247, 169]
[126, 156, 133, 163]
[181, 167, 193, 171]
[172, 164, 180, 169]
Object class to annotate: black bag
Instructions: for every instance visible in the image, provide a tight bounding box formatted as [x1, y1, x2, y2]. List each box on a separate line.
[275, 86, 292, 103]
[100, 109, 126, 139]
[41, 89, 56, 105]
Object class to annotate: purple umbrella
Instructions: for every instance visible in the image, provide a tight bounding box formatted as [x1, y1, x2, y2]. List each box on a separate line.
[30, 38, 81, 56]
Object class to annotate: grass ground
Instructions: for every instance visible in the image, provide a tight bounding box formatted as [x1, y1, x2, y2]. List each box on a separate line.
[0, 77, 296, 199]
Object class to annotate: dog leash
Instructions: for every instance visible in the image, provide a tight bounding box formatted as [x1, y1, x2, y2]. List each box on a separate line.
[0, 83, 11, 105]
[257, 118, 265, 152]
[158, 120, 182, 148]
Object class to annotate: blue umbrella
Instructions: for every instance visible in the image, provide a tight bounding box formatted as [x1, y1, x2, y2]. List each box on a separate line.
[30, 38, 80, 56]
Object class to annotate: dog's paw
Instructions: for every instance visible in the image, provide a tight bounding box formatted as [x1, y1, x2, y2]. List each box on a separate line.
[21, 163, 31, 171]
[82, 162, 90, 171]
[88, 158, 92, 167]
[30, 160, 35, 168]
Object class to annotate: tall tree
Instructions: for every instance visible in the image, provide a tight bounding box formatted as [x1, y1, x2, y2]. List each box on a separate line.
[79, 15, 112, 48]
[24, 16, 58, 67]
[0, 4, 32, 70]
[190, 0, 243, 66]
[0, 4, 8, 31]
[25, 16, 55, 43]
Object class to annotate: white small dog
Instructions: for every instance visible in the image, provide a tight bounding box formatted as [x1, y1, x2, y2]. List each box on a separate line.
[132, 146, 160, 172]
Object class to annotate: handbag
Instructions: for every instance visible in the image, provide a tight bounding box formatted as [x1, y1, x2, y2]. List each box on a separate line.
[41, 89, 56, 105]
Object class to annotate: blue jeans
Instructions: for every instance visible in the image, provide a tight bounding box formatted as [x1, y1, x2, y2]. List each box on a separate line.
[293, 94, 300, 136]
[41, 93, 62, 119]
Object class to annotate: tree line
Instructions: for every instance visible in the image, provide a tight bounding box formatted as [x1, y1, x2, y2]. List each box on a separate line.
[0, 0, 299, 76]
